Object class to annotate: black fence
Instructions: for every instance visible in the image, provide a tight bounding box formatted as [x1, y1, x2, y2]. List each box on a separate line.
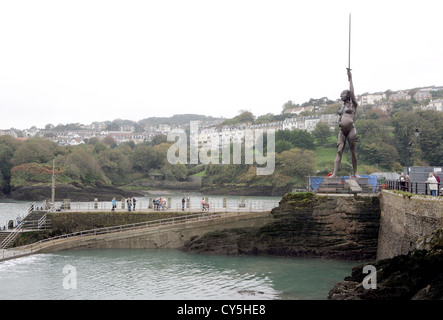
[385, 180, 441, 196]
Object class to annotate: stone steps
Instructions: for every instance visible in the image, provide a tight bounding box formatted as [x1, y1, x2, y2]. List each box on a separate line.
[0, 232, 10, 243]
[22, 211, 52, 230]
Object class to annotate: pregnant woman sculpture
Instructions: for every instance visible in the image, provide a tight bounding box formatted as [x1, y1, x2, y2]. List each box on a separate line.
[329, 69, 359, 178]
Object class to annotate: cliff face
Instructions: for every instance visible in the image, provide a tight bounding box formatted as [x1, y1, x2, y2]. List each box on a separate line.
[182, 192, 381, 261]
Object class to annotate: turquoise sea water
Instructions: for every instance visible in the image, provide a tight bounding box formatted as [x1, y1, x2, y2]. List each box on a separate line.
[0, 248, 356, 300]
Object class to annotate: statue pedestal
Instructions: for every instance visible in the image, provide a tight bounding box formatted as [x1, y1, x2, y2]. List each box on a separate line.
[316, 177, 369, 194]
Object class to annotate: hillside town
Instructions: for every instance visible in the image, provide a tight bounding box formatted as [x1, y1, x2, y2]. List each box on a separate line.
[1, 86, 442, 146]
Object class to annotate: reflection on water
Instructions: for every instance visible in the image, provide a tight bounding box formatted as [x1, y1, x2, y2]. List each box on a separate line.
[0, 249, 355, 300]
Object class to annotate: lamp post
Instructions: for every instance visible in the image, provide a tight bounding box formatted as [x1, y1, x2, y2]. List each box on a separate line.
[51, 159, 55, 209]
[406, 128, 420, 173]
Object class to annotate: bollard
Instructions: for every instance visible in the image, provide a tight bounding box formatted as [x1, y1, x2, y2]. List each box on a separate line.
[94, 198, 98, 210]
[239, 196, 245, 208]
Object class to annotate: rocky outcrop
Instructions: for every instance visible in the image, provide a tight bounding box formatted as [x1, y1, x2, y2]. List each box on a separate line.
[328, 228, 443, 300]
[182, 192, 381, 260]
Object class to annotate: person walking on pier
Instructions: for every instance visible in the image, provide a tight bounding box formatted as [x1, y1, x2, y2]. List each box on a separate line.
[405, 175, 411, 192]
[111, 197, 117, 211]
[132, 197, 137, 211]
[398, 173, 407, 191]
[126, 197, 132, 211]
[425, 172, 438, 196]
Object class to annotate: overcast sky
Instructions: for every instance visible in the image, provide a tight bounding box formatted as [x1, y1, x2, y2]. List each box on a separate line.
[1, 0, 442, 130]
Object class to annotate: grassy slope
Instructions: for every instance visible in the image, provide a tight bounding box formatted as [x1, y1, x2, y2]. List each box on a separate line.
[314, 137, 381, 175]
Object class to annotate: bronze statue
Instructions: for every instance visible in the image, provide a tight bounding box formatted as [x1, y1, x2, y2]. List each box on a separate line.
[329, 69, 359, 178]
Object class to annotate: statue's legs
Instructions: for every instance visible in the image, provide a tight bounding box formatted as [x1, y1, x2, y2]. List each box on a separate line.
[348, 128, 360, 178]
[329, 131, 346, 178]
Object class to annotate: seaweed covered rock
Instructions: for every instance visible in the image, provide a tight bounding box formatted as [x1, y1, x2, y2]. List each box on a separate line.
[328, 229, 443, 300]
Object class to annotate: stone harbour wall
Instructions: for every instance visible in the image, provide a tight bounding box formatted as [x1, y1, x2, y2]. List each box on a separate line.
[377, 190, 443, 260]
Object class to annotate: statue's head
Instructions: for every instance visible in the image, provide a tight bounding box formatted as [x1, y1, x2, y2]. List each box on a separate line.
[340, 90, 351, 102]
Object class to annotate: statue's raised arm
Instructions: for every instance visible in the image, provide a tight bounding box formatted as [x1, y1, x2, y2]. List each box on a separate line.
[347, 69, 358, 108]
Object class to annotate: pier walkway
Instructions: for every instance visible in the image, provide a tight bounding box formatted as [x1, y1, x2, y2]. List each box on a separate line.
[0, 196, 278, 261]
[0, 206, 275, 262]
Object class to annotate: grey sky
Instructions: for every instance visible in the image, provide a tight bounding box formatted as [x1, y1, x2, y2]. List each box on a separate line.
[1, 0, 442, 130]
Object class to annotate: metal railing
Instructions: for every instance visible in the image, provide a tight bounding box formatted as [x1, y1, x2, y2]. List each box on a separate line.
[1, 203, 36, 249]
[2, 209, 270, 259]
[312, 183, 381, 194]
[0, 229, 20, 250]
[57, 199, 280, 213]
[37, 206, 54, 230]
[384, 180, 441, 196]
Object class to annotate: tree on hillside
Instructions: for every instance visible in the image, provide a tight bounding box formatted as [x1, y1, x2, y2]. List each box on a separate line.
[152, 134, 167, 146]
[103, 136, 117, 148]
[11, 138, 60, 166]
[354, 119, 399, 170]
[275, 129, 315, 150]
[312, 122, 331, 145]
[391, 110, 443, 166]
[271, 148, 316, 187]
[275, 140, 294, 153]
[221, 111, 255, 126]
[132, 144, 158, 173]
[413, 111, 443, 165]
[255, 113, 275, 124]
[56, 148, 110, 186]
[95, 146, 132, 184]
[292, 130, 315, 150]
[0, 136, 20, 193]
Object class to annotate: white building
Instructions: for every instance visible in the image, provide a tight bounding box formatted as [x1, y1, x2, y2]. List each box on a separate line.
[389, 91, 411, 101]
[426, 99, 443, 112]
[304, 117, 320, 132]
[197, 114, 333, 151]
[319, 114, 339, 130]
[360, 93, 387, 106]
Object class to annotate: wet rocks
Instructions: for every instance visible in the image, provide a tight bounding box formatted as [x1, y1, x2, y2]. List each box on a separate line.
[328, 229, 443, 300]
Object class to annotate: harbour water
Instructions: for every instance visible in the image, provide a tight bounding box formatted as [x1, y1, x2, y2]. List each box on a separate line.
[0, 248, 356, 300]
[0, 198, 357, 300]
